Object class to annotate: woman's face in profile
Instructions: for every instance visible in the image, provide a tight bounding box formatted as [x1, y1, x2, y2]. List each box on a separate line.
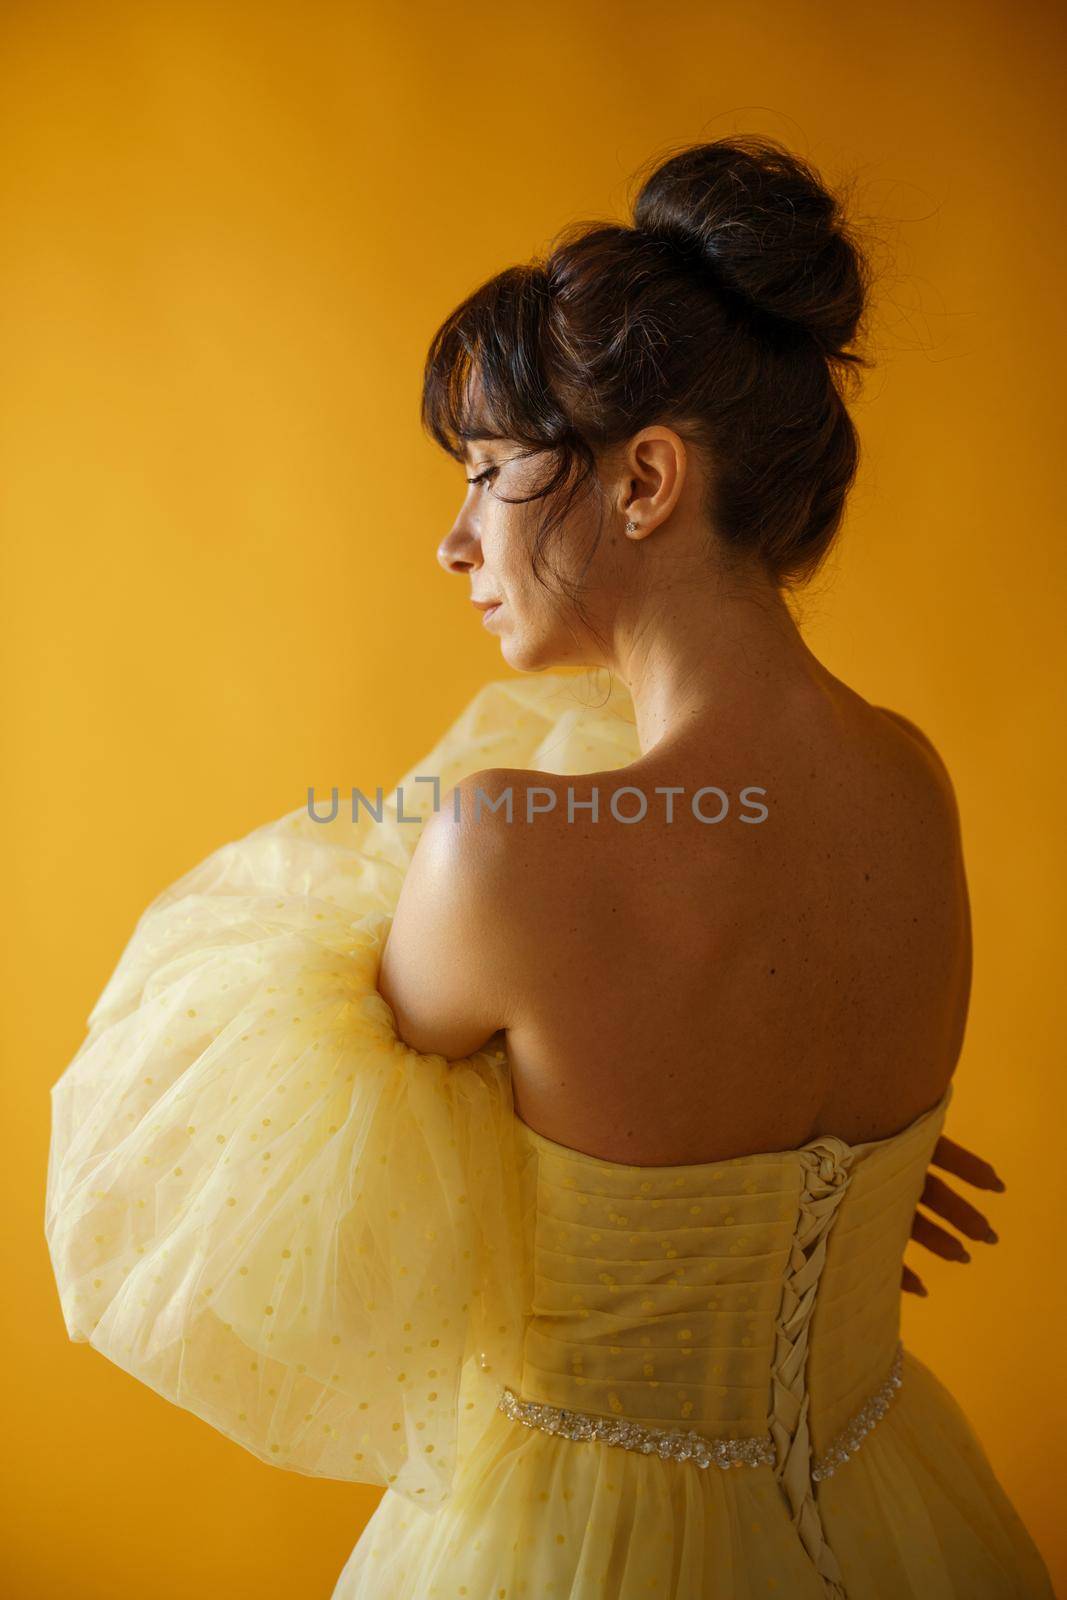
[437, 438, 610, 672]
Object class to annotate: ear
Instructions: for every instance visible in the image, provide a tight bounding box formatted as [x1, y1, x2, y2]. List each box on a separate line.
[619, 426, 688, 534]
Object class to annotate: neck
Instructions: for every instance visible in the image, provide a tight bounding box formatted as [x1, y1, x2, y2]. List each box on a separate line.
[611, 569, 828, 758]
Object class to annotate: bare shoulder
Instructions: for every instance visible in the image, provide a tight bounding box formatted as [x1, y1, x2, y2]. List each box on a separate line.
[445, 763, 592, 880]
[864, 701, 970, 986]
[870, 704, 963, 823]
[447, 761, 614, 925]
[374, 756, 601, 1058]
[373, 766, 535, 1057]
[434, 761, 584, 907]
[872, 704, 946, 763]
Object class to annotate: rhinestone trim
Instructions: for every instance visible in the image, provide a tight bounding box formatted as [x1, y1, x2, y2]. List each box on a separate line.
[496, 1387, 777, 1471]
[496, 1344, 905, 1481]
[811, 1343, 904, 1482]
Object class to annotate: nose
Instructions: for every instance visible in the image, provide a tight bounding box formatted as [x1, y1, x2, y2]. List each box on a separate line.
[436, 520, 481, 576]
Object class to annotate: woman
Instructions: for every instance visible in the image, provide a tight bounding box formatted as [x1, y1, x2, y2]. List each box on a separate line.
[46, 137, 1052, 1597]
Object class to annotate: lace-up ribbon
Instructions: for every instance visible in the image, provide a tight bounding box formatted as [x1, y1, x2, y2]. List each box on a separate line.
[770, 1137, 855, 1598]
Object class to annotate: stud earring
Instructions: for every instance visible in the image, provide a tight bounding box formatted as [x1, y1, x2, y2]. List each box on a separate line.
[625, 520, 637, 533]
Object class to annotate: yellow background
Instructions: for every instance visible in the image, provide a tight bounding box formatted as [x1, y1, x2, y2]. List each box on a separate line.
[3, 1, 1063, 1593]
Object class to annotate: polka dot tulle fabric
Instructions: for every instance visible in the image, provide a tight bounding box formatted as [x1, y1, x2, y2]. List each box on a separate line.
[46, 674, 1053, 1597]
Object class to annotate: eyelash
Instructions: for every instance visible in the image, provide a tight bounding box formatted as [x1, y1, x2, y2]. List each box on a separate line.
[466, 465, 499, 489]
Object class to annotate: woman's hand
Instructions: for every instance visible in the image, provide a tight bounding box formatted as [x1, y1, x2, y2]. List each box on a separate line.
[902, 1135, 1005, 1296]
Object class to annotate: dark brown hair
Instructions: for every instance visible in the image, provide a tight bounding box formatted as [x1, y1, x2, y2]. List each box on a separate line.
[421, 135, 874, 607]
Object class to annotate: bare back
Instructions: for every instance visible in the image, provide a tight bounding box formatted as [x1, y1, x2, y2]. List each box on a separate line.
[495, 676, 971, 1165]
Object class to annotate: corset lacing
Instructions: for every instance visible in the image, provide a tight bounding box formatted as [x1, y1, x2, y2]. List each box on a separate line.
[770, 1136, 855, 1599]
[491, 1135, 903, 1599]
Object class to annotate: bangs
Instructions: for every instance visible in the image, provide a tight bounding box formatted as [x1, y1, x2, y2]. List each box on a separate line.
[420, 264, 563, 463]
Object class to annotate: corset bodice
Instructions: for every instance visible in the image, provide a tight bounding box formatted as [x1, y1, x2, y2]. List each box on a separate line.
[506, 1090, 950, 1510]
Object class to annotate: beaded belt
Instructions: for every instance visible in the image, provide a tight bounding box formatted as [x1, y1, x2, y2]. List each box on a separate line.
[497, 1341, 904, 1479]
[811, 1343, 903, 1481]
[497, 1385, 776, 1470]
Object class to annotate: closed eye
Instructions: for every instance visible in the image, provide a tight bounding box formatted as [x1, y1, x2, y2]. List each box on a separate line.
[465, 465, 499, 489]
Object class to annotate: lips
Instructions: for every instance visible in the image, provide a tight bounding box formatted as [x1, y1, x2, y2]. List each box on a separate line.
[471, 598, 503, 612]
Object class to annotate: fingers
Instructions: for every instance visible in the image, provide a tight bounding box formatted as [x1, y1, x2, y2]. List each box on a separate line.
[910, 1209, 971, 1263]
[901, 1263, 928, 1297]
[906, 1131, 1005, 1297]
[929, 1134, 1006, 1192]
[918, 1172, 999, 1244]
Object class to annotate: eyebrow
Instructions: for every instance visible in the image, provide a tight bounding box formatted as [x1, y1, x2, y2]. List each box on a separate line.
[460, 434, 498, 464]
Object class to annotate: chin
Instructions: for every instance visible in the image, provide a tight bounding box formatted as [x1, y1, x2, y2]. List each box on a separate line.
[498, 633, 592, 675]
[498, 635, 550, 672]
[490, 604, 600, 673]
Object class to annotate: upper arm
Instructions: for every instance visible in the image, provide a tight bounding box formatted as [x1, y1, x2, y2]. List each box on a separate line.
[875, 702, 972, 986]
[376, 768, 517, 1062]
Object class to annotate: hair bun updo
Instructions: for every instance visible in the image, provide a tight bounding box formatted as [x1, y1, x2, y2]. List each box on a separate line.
[423, 134, 876, 593]
[631, 135, 869, 362]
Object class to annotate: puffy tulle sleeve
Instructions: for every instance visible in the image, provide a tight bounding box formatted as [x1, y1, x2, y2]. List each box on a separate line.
[44, 671, 640, 1510]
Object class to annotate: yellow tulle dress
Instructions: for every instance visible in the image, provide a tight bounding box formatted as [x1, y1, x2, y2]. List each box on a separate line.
[45, 672, 1053, 1598]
